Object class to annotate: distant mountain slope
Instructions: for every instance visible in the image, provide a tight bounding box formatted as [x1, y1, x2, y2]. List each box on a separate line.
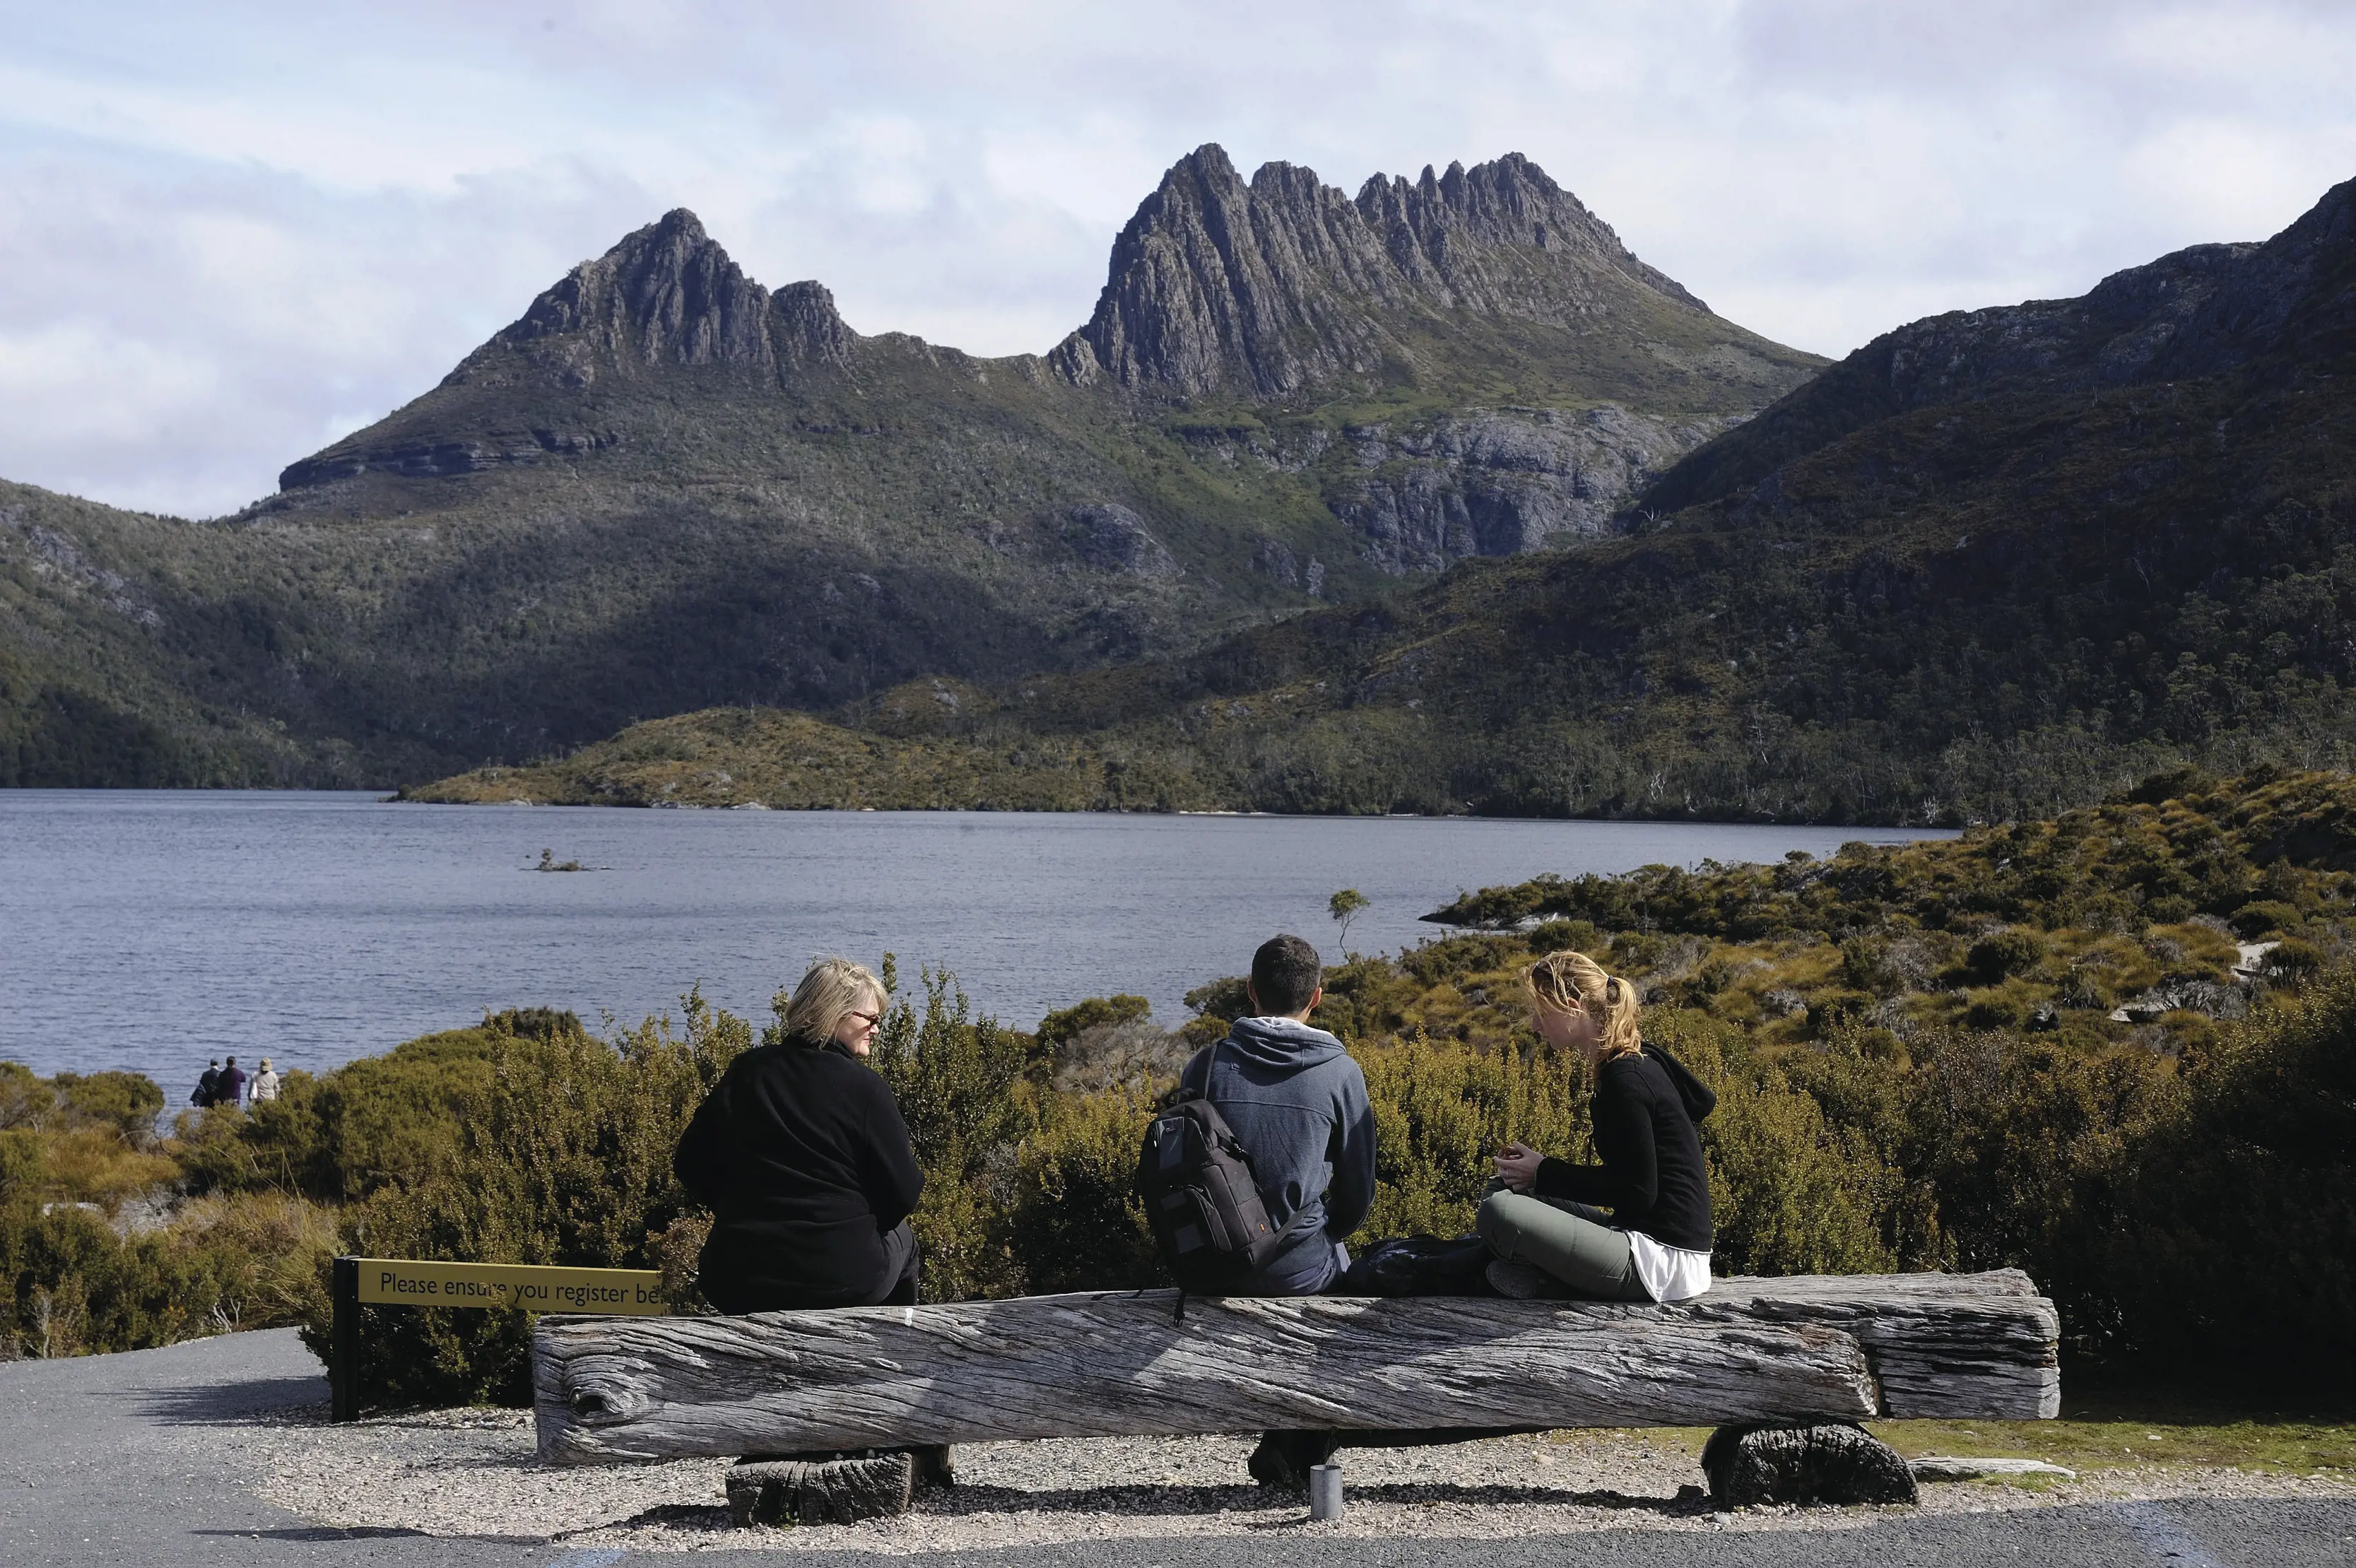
[0, 481, 312, 786]
[426, 172, 2356, 823]
[1639, 175, 2356, 516]
[3, 148, 1818, 786]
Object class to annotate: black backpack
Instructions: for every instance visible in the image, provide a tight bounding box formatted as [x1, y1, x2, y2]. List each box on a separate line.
[1340, 1234, 1496, 1297]
[1137, 1042, 1303, 1290]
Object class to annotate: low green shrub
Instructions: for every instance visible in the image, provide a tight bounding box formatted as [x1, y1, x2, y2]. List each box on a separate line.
[2263, 938, 2326, 984]
[873, 968, 1039, 1304]
[2107, 968, 2356, 1369]
[303, 991, 745, 1408]
[50, 1073, 165, 1143]
[1036, 996, 1150, 1054]
[1183, 975, 1250, 1022]
[1355, 1029, 1585, 1240]
[1967, 930, 2049, 985]
[2229, 900, 2301, 937]
[1006, 1091, 1160, 1295]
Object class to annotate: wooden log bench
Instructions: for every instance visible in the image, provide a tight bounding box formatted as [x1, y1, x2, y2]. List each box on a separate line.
[533, 1268, 2057, 1518]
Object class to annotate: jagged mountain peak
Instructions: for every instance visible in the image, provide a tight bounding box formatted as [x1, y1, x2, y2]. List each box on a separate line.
[440, 208, 852, 392]
[1053, 144, 1720, 396]
[282, 143, 1813, 494]
[281, 211, 855, 488]
[1353, 151, 1707, 313]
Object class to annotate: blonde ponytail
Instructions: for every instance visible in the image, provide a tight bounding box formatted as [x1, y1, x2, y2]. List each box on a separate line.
[1524, 950, 1642, 1061]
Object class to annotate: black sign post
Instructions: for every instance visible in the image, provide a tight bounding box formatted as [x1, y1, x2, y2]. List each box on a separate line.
[330, 1255, 358, 1422]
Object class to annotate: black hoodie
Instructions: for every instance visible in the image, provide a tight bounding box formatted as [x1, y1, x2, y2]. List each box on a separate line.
[1534, 1043, 1715, 1252]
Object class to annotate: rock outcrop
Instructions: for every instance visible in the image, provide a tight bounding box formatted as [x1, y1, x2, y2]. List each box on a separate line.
[1170, 403, 1737, 572]
[495, 208, 782, 375]
[1051, 146, 1721, 397]
[1324, 407, 1738, 571]
[1058, 503, 1179, 578]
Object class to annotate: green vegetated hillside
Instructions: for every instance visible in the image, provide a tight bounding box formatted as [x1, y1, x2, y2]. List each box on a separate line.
[0, 479, 327, 786]
[8, 772, 2351, 1393]
[416, 172, 2356, 825]
[1419, 766, 2353, 1050]
[2, 148, 1816, 788]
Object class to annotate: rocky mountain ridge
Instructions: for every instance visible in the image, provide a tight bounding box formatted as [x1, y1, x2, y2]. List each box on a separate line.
[279, 209, 861, 486]
[1641, 174, 2356, 515]
[406, 167, 2356, 824]
[1, 145, 1825, 787]
[1049, 146, 1725, 398]
[284, 146, 1808, 497]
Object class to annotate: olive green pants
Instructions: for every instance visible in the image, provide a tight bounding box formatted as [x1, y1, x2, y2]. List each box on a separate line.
[1476, 1191, 1653, 1302]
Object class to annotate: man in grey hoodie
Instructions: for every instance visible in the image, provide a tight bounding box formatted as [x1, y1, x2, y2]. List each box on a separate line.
[1175, 934, 1377, 1295]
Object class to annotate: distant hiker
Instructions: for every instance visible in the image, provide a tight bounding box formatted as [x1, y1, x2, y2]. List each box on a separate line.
[1480, 950, 1715, 1303]
[673, 957, 922, 1311]
[216, 1055, 248, 1111]
[1163, 934, 1377, 1297]
[249, 1059, 281, 1104]
[192, 1059, 220, 1108]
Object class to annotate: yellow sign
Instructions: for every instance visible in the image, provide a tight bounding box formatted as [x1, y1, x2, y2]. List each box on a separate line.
[352, 1258, 668, 1315]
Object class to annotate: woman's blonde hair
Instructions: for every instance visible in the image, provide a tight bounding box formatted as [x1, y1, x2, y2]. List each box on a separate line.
[782, 957, 885, 1044]
[1524, 950, 1642, 1061]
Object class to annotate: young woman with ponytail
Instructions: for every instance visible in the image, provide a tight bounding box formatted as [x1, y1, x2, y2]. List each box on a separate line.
[1479, 950, 1718, 1302]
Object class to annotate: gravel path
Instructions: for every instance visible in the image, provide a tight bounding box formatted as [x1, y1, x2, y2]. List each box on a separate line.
[249, 1404, 2356, 1555]
[11, 1327, 2351, 1567]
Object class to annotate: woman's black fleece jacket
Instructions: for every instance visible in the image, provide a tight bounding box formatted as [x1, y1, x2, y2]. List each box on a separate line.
[1534, 1044, 1716, 1252]
[673, 1037, 923, 1310]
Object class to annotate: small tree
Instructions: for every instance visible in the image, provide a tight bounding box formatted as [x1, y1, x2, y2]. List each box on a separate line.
[1329, 889, 1370, 953]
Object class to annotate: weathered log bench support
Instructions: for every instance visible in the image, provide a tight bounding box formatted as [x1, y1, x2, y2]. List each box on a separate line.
[534, 1269, 2057, 1473]
[725, 1446, 954, 1526]
[1673, 1271, 2059, 1420]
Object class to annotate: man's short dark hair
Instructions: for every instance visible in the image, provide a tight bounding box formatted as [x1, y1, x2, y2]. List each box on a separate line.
[1250, 935, 1324, 1016]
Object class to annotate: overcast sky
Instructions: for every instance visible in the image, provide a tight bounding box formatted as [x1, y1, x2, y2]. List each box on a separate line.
[4, 0, 2352, 519]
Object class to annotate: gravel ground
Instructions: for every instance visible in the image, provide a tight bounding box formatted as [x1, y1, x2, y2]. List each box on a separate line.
[248, 1407, 2356, 1555]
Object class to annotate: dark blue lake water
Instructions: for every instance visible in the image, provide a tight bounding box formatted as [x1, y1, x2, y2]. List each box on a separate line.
[0, 792, 1948, 1087]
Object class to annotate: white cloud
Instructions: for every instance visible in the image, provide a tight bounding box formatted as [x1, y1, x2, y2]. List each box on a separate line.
[0, 0, 2348, 517]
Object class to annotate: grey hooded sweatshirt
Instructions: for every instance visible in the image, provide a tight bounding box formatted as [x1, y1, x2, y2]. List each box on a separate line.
[1178, 1015, 1378, 1294]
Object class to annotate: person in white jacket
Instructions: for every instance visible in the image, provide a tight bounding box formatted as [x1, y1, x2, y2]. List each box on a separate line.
[249, 1059, 281, 1104]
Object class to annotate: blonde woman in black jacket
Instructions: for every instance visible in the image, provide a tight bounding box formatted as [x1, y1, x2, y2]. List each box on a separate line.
[674, 957, 923, 1311]
[1480, 950, 1717, 1302]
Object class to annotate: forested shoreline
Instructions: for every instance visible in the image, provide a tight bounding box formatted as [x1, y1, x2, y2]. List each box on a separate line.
[4, 768, 2351, 1405]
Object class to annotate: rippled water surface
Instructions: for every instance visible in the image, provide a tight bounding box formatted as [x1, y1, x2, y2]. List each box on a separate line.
[1, 791, 1947, 1085]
